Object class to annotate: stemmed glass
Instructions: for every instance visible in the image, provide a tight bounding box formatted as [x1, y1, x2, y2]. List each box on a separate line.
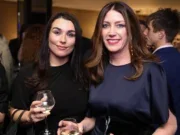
[35, 90, 55, 135]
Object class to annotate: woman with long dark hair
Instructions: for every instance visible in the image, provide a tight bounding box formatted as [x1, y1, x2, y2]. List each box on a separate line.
[10, 12, 89, 135]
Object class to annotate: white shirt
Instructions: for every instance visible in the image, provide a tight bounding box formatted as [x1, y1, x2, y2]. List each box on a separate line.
[153, 44, 174, 54]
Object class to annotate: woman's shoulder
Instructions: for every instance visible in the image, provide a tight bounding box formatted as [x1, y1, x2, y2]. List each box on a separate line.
[143, 61, 161, 67]
[143, 61, 164, 74]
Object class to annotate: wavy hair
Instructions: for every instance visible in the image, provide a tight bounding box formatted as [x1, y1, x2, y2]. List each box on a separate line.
[85, 1, 156, 85]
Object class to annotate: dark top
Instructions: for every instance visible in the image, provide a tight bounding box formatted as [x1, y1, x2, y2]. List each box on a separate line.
[154, 47, 180, 135]
[88, 62, 169, 135]
[11, 62, 89, 135]
[0, 63, 8, 113]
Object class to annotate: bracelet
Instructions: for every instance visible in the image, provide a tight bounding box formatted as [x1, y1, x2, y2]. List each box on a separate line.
[11, 109, 20, 119]
[27, 111, 33, 123]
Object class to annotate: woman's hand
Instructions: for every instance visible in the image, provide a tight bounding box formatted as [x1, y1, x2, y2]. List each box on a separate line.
[57, 120, 83, 135]
[152, 110, 177, 135]
[28, 100, 50, 123]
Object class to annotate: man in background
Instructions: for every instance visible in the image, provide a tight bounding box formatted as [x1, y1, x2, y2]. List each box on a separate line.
[9, 24, 29, 67]
[144, 8, 180, 135]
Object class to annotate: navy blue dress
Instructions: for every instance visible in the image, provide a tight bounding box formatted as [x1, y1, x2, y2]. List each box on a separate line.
[88, 62, 169, 135]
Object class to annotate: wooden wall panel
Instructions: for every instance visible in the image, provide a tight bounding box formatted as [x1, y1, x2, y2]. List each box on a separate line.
[0, 1, 17, 40]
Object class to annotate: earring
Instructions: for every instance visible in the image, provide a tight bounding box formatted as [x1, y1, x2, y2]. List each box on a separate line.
[130, 45, 134, 56]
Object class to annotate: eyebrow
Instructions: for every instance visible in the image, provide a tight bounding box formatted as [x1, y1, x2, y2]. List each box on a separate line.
[52, 27, 75, 32]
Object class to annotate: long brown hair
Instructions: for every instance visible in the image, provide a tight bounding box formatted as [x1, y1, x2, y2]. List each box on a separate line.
[86, 1, 155, 85]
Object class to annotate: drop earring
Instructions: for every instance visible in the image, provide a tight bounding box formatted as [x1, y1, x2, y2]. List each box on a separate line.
[130, 45, 134, 56]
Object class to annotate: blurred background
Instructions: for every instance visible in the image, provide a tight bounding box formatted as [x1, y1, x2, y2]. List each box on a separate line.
[0, 0, 180, 40]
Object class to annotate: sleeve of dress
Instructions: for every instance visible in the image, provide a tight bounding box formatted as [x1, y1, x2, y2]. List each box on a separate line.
[86, 105, 93, 118]
[10, 65, 33, 110]
[0, 64, 8, 113]
[149, 63, 169, 126]
[86, 85, 94, 118]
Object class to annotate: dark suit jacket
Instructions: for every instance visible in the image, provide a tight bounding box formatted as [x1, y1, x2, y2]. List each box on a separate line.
[155, 47, 180, 135]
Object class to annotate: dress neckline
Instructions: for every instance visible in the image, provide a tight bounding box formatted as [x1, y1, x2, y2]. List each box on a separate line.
[109, 62, 131, 68]
[49, 62, 70, 74]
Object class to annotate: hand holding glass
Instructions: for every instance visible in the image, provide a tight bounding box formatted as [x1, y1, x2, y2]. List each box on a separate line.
[59, 118, 81, 135]
[35, 90, 55, 135]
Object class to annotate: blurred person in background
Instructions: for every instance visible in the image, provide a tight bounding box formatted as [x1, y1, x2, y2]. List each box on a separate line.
[144, 8, 180, 135]
[17, 24, 45, 67]
[0, 63, 8, 124]
[9, 24, 29, 67]
[139, 19, 148, 33]
[139, 20, 155, 52]
[173, 34, 180, 52]
[0, 34, 13, 88]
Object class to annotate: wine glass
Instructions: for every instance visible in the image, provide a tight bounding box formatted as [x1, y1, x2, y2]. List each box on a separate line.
[60, 118, 81, 135]
[35, 90, 55, 135]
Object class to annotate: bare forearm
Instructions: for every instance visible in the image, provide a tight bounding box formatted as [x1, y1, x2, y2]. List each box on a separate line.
[153, 110, 177, 135]
[79, 117, 95, 133]
[10, 107, 31, 123]
[153, 124, 177, 135]
[10, 103, 50, 123]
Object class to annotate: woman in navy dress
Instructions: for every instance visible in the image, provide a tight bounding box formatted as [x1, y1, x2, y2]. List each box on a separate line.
[58, 1, 177, 135]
